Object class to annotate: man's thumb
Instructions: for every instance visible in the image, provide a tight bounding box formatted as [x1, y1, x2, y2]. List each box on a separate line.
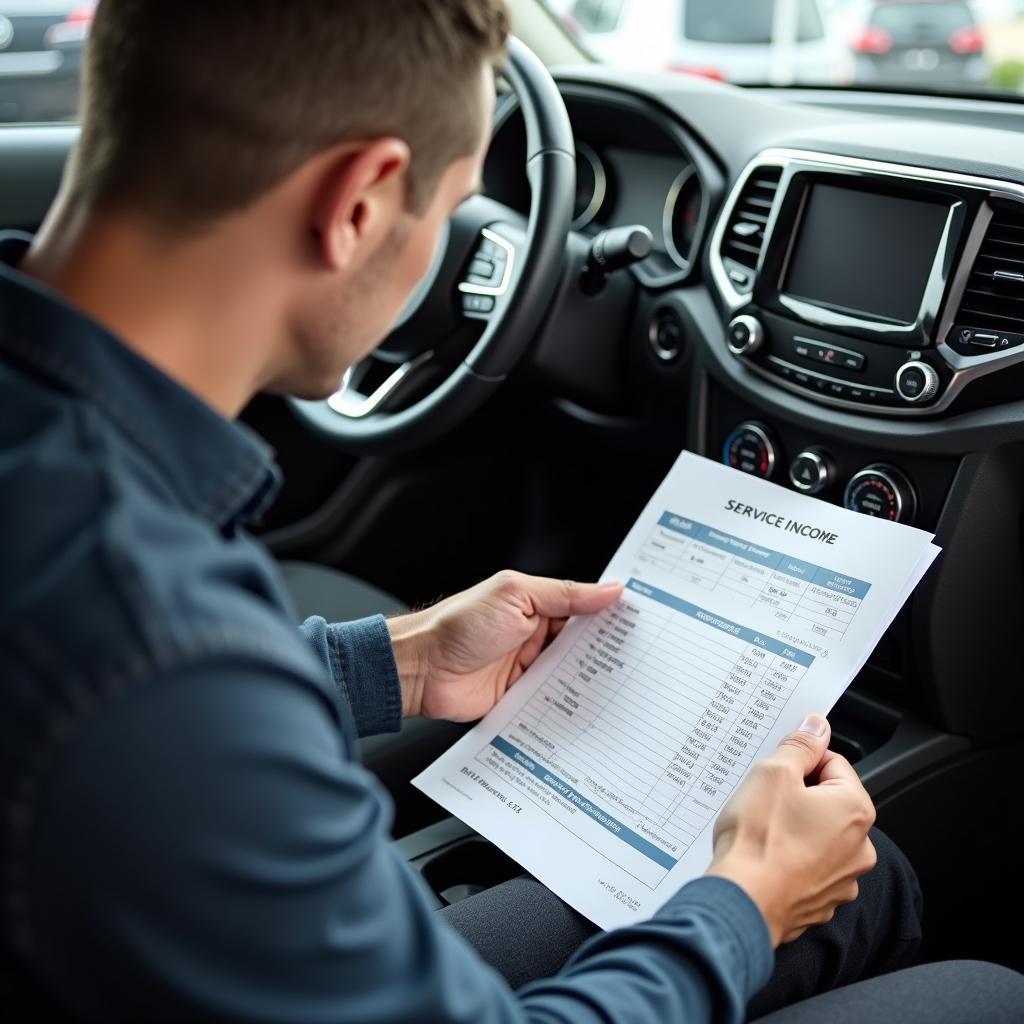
[775, 714, 831, 776]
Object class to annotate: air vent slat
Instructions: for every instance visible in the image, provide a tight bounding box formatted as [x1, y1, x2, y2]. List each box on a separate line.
[975, 253, 1024, 268]
[959, 306, 1024, 329]
[728, 240, 762, 258]
[963, 292, 1024, 308]
[985, 240, 1024, 256]
[720, 166, 782, 274]
[953, 204, 1024, 334]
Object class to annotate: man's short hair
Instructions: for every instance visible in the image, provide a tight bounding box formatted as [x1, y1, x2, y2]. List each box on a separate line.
[72, 0, 509, 229]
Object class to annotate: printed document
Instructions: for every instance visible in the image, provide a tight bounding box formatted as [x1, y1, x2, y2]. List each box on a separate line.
[413, 452, 941, 929]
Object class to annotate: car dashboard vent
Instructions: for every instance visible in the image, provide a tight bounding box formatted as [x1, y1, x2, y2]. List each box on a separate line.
[721, 166, 783, 276]
[955, 203, 1024, 335]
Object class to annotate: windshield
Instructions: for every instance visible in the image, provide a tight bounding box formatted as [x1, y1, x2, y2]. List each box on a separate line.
[683, 0, 824, 45]
[552, 0, 1024, 96]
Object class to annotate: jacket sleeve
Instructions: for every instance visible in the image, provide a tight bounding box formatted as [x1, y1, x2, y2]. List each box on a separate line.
[300, 612, 404, 737]
[27, 655, 773, 1024]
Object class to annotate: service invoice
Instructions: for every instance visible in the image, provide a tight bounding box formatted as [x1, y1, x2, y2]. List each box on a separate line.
[413, 452, 941, 929]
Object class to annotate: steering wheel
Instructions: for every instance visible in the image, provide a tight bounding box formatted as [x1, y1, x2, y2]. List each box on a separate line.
[288, 37, 575, 453]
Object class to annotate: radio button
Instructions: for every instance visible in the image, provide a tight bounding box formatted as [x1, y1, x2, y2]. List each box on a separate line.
[791, 337, 867, 373]
[727, 315, 765, 356]
[895, 361, 940, 404]
[790, 449, 835, 495]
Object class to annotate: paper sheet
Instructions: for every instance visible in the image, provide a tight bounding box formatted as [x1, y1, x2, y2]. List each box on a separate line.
[413, 452, 941, 929]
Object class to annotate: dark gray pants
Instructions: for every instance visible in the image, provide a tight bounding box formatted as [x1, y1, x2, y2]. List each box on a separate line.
[441, 829, 1024, 1022]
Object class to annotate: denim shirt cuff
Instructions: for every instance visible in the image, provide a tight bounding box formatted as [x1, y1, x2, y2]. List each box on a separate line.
[324, 615, 403, 738]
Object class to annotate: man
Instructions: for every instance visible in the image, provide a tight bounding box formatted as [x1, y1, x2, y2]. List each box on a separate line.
[1, 2, 1021, 1021]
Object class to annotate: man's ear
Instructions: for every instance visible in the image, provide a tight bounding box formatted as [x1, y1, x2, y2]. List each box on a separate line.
[311, 138, 412, 272]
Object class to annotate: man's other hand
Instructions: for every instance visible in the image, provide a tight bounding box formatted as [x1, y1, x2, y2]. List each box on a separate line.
[386, 571, 624, 721]
[706, 714, 877, 948]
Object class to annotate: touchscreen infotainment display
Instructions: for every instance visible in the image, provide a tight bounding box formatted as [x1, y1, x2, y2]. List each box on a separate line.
[783, 184, 951, 324]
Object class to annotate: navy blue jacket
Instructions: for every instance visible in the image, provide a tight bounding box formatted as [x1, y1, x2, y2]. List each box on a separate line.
[0, 234, 772, 1022]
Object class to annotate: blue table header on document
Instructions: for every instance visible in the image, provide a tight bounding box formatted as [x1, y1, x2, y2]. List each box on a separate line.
[626, 578, 816, 667]
[656, 512, 872, 600]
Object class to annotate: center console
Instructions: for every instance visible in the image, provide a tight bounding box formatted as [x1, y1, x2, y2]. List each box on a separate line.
[665, 146, 1024, 750]
[709, 149, 1024, 417]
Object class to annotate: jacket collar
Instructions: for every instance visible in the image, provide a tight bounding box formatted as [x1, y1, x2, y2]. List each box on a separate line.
[0, 233, 281, 529]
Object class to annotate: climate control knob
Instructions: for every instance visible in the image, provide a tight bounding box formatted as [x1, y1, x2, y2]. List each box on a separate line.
[727, 314, 765, 357]
[723, 421, 778, 479]
[844, 464, 917, 524]
[789, 448, 835, 496]
[895, 360, 940, 404]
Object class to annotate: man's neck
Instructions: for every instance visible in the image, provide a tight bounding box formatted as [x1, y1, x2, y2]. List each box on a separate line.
[20, 197, 280, 420]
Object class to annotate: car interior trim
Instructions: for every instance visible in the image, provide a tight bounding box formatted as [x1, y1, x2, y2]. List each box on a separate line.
[457, 227, 517, 298]
[327, 351, 435, 420]
[662, 164, 710, 272]
[570, 141, 608, 231]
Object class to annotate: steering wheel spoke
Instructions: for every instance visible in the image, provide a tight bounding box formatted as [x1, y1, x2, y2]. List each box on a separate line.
[459, 226, 518, 320]
[326, 351, 436, 420]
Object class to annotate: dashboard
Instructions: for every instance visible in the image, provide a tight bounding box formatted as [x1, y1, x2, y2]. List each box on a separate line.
[485, 87, 721, 288]
[483, 68, 1024, 741]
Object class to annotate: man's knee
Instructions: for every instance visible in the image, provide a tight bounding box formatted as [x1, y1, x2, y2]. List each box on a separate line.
[855, 827, 923, 966]
[866, 828, 922, 911]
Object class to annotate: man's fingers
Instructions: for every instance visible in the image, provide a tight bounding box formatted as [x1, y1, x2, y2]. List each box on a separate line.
[504, 573, 624, 620]
[773, 714, 831, 778]
[512, 618, 552, 680]
[814, 749, 862, 788]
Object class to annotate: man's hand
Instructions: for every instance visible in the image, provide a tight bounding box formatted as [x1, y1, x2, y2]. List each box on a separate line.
[386, 571, 624, 721]
[706, 714, 877, 948]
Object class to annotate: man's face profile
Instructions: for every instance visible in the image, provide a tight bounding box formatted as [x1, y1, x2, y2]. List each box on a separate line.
[278, 66, 495, 402]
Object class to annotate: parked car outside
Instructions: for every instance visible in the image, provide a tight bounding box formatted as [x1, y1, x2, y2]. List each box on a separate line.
[0, 1, 94, 123]
[563, 0, 853, 84]
[850, 0, 991, 86]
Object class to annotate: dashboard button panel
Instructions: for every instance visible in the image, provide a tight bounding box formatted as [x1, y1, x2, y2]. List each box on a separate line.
[735, 311, 941, 413]
[793, 337, 866, 373]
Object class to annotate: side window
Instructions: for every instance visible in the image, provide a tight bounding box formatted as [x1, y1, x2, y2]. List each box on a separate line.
[0, 3, 94, 124]
[797, 0, 825, 43]
[570, 0, 627, 35]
